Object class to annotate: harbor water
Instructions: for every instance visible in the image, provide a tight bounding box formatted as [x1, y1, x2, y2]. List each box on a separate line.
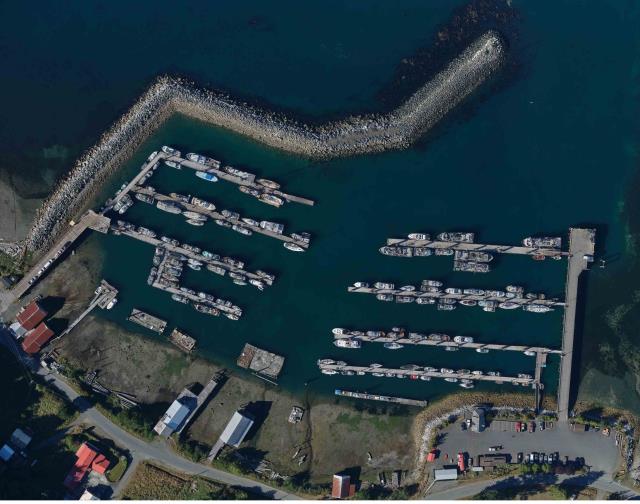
[2, 1, 640, 406]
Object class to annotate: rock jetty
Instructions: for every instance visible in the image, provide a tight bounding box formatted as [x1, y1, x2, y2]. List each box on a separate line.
[25, 31, 504, 253]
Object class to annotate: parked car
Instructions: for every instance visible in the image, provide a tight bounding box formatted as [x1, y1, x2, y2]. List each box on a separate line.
[488, 445, 502, 452]
[533, 452, 539, 463]
[528, 421, 536, 433]
[515, 421, 522, 432]
[539, 420, 545, 431]
[517, 452, 524, 463]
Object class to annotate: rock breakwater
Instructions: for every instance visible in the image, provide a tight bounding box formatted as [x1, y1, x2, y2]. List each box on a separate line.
[25, 31, 504, 253]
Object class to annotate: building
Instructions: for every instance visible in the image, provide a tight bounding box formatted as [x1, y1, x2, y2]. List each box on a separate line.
[331, 474, 354, 499]
[21, 322, 55, 354]
[63, 443, 110, 490]
[219, 411, 254, 448]
[10, 299, 48, 339]
[0, 444, 15, 462]
[471, 408, 486, 433]
[434, 468, 458, 481]
[79, 489, 100, 500]
[10, 428, 32, 451]
[153, 398, 193, 438]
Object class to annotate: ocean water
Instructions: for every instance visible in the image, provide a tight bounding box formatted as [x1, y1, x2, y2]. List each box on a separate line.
[2, 1, 640, 407]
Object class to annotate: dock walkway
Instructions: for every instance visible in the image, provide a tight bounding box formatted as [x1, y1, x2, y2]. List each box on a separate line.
[335, 389, 428, 407]
[557, 228, 595, 421]
[177, 375, 220, 434]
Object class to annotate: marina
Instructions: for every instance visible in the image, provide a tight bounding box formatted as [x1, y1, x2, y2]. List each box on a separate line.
[334, 389, 428, 408]
[127, 308, 168, 334]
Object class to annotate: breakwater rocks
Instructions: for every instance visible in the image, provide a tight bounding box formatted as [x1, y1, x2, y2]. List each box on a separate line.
[25, 31, 504, 253]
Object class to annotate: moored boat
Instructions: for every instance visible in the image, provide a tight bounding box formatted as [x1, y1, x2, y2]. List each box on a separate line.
[383, 342, 403, 350]
[408, 233, 430, 240]
[453, 335, 474, 344]
[376, 294, 393, 302]
[186, 219, 205, 227]
[334, 339, 361, 349]
[284, 242, 305, 252]
[195, 171, 218, 182]
[437, 231, 475, 243]
[256, 178, 280, 190]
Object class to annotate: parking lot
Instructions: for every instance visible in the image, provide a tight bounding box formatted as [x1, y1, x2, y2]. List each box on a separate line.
[435, 420, 621, 476]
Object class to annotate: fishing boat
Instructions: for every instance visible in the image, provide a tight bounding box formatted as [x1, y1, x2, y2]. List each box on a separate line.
[186, 219, 205, 227]
[408, 233, 430, 240]
[334, 339, 361, 349]
[376, 294, 393, 302]
[284, 242, 304, 252]
[193, 303, 220, 316]
[195, 171, 218, 182]
[383, 342, 404, 350]
[454, 335, 474, 344]
[259, 194, 285, 207]
[256, 178, 280, 190]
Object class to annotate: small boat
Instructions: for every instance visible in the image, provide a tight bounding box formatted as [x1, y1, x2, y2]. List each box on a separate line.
[437, 304, 456, 311]
[353, 282, 369, 288]
[135, 193, 154, 204]
[376, 294, 394, 302]
[332, 328, 347, 335]
[445, 347, 459, 352]
[372, 372, 385, 377]
[232, 224, 252, 236]
[444, 377, 458, 383]
[341, 371, 355, 376]
[522, 236, 562, 249]
[400, 364, 421, 371]
[458, 369, 471, 374]
[186, 219, 205, 227]
[498, 302, 520, 310]
[233, 279, 247, 286]
[239, 185, 261, 197]
[224, 312, 241, 321]
[357, 371, 366, 376]
[435, 249, 454, 256]
[395, 296, 414, 303]
[170, 192, 190, 203]
[445, 288, 462, 295]
[334, 339, 361, 349]
[424, 367, 437, 373]
[453, 335, 474, 344]
[532, 254, 546, 261]
[195, 171, 218, 182]
[383, 342, 404, 350]
[321, 369, 338, 375]
[400, 285, 416, 292]
[215, 219, 233, 228]
[459, 299, 477, 307]
[385, 372, 396, 378]
[408, 233, 430, 240]
[106, 298, 117, 310]
[416, 297, 436, 305]
[161, 145, 181, 156]
[396, 374, 407, 379]
[156, 200, 182, 214]
[284, 242, 304, 252]
[422, 280, 443, 287]
[171, 294, 189, 304]
[318, 359, 335, 365]
[186, 152, 208, 164]
[506, 285, 524, 294]
[524, 350, 536, 356]
[420, 375, 431, 381]
[370, 363, 383, 368]
[241, 217, 259, 227]
[193, 303, 220, 316]
[183, 211, 207, 221]
[487, 371, 501, 377]
[147, 151, 158, 161]
[374, 282, 394, 290]
[437, 232, 475, 243]
[471, 370, 484, 376]
[460, 382, 474, 389]
[522, 304, 553, 313]
[463, 288, 485, 296]
[191, 197, 216, 211]
[440, 368, 454, 374]
[256, 178, 280, 190]
[518, 373, 532, 379]
[259, 194, 285, 207]
[476, 348, 490, 354]
[221, 209, 240, 220]
[249, 279, 265, 291]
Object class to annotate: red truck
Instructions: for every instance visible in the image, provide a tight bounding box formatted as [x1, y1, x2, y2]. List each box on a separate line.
[457, 452, 466, 472]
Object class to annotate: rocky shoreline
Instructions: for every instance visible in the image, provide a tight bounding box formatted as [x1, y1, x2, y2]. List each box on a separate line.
[24, 31, 504, 253]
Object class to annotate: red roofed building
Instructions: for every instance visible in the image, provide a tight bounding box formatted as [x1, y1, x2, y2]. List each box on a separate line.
[331, 474, 354, 499]
[16, 300, 47, 331]
[21, 322, 54, 355]
[63, 443, 110, 490]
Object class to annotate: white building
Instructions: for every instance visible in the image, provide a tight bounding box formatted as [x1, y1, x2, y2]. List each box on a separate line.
[153, 399, 192, 437]
[219, 411, 254, 448]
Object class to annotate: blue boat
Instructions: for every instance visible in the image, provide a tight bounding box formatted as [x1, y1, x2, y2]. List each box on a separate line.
[195, 171, 218, 182]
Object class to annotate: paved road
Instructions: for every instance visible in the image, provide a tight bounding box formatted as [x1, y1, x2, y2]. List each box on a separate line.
[425, 473, 639, 500]
[0, 327, 299, 500]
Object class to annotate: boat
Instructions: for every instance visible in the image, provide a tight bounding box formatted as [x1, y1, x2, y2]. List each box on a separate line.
[444, 377, 458, 383]
[257, 178, 281, 190]
[454, 335, 474, 344]
[422, 280, 443, 287]
[160, 236, 180, 246]
[374, 282, 394, 290]
[147, 151, 158, 161]
[435, 249, 455, 256]
[459, 299, 477, 307]
[170, 192, 190, 203]
[224, 166, 253, 179]
[241, 217, 259, 227]
[437, 304, 456, 311]
[207, 264, 226, 276]
[221, 209, 240, 220]
[532, 254, 546, 261]
[376, 294, 393, 302]
[353, 282, 369, 288]
[379, 246, 413, 257]
[476, 348, 489, 354]
[372, 372, 385, 377]
[187, 263, 202, 271]
[249, 279, 265, 291]
[454, 250, 493, 262]
[186, 219, 205, 227]
[383, 342, 404, 350]
[400, 364, 421, 371]
[440, 368, 454, 374]
[487, 371, 501, 377]
[463, 288, 485, 296]
[524, 350, 536, 357]
[400, 285, 416, 291]
[370, 363, 383, 368]
[164, 159, 181, 169]
[135, 193, 154, 204]
[367, 330, 384, 337]
[137, 226, 156, 238]
[445, 287, 462, 295]
[522, 304, 553, 313]
[259, 194, 285, 207]
[186, 152, 208, 164]
[191, 197, 216, 211]
[428, 333, 450, 342]
[188, 258, 203, 266]
[171, 294, 189, 304]
[385, 372, 395, 378]
[506, 285, 524, 294]
[408, 332, 425, 339]
[420, 375, 431, 381]
[453, 261, 490, 273]
[437, 232, 475, 243]
[106, 298, 117, 310]
[195, 171, 218, 182]
[162, 145, 181, 157]
[193, 303, 220, 316]
[522, 236, 562, 249]
[518, 373, 532, 379]
[284, 242, 305, 252]
[232, 224, 252, 236]
[486, 290, 507, 298]
[408, 233, 430, 240]
[332, 328, 347, 335]
[239, 186, 261, 197]
[256, 270, 276, 282]
[471, 370, 483, 376]
[215, 219, 232, 228]
[334, 339, 361, 349]
[183, 211, 206, 221]
[321, 369, 338, 375]
[416, 297, 436, 305]
[341, 371, 355, 376]
[291, 232, 311, 244]
[222, 257, 244, 268]
[460, 382, 474, 389]
[224, 312, 241, 321]
[229, 272, 246, 281]
[498, 302, 520, 309]
[260, 220, 284, 234]
[395, 296, 414, 303]
[413, 248, 432, 256]
[318, 359, 335, 365]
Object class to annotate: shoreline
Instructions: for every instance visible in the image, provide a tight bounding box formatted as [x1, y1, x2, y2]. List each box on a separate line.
[24, 31, 504, 254]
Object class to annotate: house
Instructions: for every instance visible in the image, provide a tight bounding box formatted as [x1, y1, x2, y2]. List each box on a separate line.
[426, 449, 438, 462]
[153, 398, 193, 438]
[219, 411, 254, 448]
[331, 474, 354, 499]
[434, 468, 458, 481]
[471, 408, 486, 433]
[10, 428, 32, 451]
[21, 322, 55, 354]
[16, 299, 48, 331]
[63, 443, 110, 490]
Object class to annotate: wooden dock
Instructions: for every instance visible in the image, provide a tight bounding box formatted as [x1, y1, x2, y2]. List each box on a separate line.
[127, 308, 167, 334]
[112, 221, 273, 286]
[169, 328, 196, 353]
[557, 228, 595, 421]
[335, 389, 428, 407]
[177, 375, 220, 434]
[131, 186, 310, 249]
[318, 361, 536, 387]
[108, 151, 164, 208]
[386, 237, 567, 258]
[347, 285, 564, 308]
[332, 329, 562, 355]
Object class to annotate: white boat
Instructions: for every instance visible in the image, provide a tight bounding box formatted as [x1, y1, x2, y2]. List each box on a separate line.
[165, 160, 181, 169]
[420, 375, 431, 381]
[162, 145, 181, 157]
[249, 279, 265, 290]
[460, 382, 474, 389]
[422, 280, 443, 287]
[444, 377, 458, 383]
[522, 304, 553, 313]
[440, 368, 454, 374]
[471, 370, 483, 376]
[453, 335, 474, 344]
[416, 297, 436, 305]
[256, 178, 280, 190]
[106, 298, 118, 310]
[383, 342, 404, 350]
[524, 350, 536, 356]
[186, 219, 205, 227]
[241, 217, 259, 227]
[334, 339, 361, 349]
[318, 359, 335, 365]
[374, 282, 395, 290]
[195, 171, 218, 182]
[259, 194, 285, 207]
[147, 151, 158, 161]
[445, 287, 462, 295]
[476, 348, 490, 354]
[183, 211, 207, 221]
[191, 197, 216, 211]
[232, 224, 252, 236]
[353, 282, 369, 288]
[498, 302, 520, 310]
[408, 233, 430, 240]
[445, 347, 459, 352]
[186, 152, 208, 164]
[400, 285, 416, 292]
[332, 328, 347, 335]
[284, 242, 304, 252]
[370, 363, 383, 368]
[321, 369, 338, 375]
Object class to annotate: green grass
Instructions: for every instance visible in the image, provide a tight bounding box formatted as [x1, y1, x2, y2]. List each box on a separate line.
[107, 456, 129, 482]
[335, 412, 362, 431]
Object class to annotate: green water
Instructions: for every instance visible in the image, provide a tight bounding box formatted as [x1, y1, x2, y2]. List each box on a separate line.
[2, 1, 640, 407]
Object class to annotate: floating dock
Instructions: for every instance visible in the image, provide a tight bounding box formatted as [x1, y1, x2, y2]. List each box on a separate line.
[385, 236, 567, 258]
[130, 186, 310, 249]
[169, 328, 196, 353]
[335, 389, 428, 407]
[332, 329, 562, 355]
[237, 343, 284, 380]
[127, 308, 167, 334]
[318, 361, 536, 387]
[347, 285, 564, 308]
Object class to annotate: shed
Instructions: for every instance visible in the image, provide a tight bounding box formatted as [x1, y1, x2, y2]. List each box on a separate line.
[0, 444, 15, 462]
[153, 399, 192, 437]
[219, 411, 254, 448]
[9, 322, 27, 339]
[331, 474, 352, 499]
[16, 300, 47, 331]
[10, 428, 32, 450]
[572, 423, 588, 432]
[21, 322, 55, 354]
[434, 468, 458, 481]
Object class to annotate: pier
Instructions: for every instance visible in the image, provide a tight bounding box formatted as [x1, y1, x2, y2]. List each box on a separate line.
[127, 308, 167, 334]
[335, 389, 428, 407]
[333, 330, 562, 355]
[177, 374, 221, 434]
[318, 361, 537, 387]
[112, 221, 273, 286]
[132, 186, 310, 249]
[557, 228, 595, 421]
[385, 237, 567, 258]
[347, 285, 564, 307]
